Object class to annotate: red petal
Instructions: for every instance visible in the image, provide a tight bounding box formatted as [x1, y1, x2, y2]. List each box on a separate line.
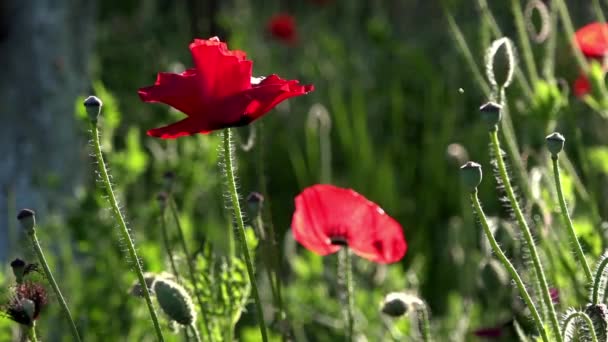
[573, 74, 591, 98]
[575, 22, 608, 58]
[189, 38, 252, 101]
[291, 184, 407, 263]
[268, 14, 298, 45]
[138, 69, 204, 116]
[147, 117, 211, 139]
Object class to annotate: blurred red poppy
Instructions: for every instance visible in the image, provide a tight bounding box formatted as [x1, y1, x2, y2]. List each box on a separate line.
[291, 184, 407, 264]
[573, 74, 591, 97]
[575, 22, 608, 58]
[267, 14, 298, 45]
[139, 37, 313, 138]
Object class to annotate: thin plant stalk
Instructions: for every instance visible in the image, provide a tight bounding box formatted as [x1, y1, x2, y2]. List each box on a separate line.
[510, 0, 539, 84]
[490, 129, 561, 341]
[27, 228, 82, 342]
[417, 303, 432, 342]
[592, 255, 608, 304]
[339, 247, 355, 341]
[89, 122, 165, 342]
[159, 207, 180, 281]
[190, 324, 202, 342]
[471, 190, 549, 342]
[551, 156, 593, 282]
[167, 198, 213, 342]
[222, 128, 269, 342]
[561, 311, 598, 342]
[27, 324, 38, 342]
[553, 0, 589, 73]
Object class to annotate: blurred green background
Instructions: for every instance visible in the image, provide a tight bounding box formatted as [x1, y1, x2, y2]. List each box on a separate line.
[2, 0, 608, 340]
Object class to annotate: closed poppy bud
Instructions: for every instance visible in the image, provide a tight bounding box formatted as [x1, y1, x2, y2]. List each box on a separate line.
[16, 209, 36, 234]
[546, 132, 565, 157]
[585, 304, 608, 341]
[380, 292, 423, 318]
[83, 96, 103, 123]
[153, 278, 196, 326]
[460, 162, 483, 192]
[480, 102, 502, 129]
[10, 259, 26, 284]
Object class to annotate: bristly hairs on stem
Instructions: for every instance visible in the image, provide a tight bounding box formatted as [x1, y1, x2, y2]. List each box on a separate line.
[561, 309, 599, 342]
[84, 96, 165, 342]
[591, 251, 608, 305]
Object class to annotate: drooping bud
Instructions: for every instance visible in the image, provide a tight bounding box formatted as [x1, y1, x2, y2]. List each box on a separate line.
[460, 162, 483, 192]
[10, 258, 26, 283]
[130, 272, 158, 298]
[153, 278, 197, 326]
[585, 304, 608, 341]
[246, 192, 264, 215]
[83, 96, 103, 123]
[16, 209, 36, 234]
[479, 102, 503, 129]
[546, 132, 565, 157]
[380, 292, 423, 318]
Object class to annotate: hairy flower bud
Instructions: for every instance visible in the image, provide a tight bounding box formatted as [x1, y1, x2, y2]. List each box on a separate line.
[83, 96, 103, 123]
[153, 278, 196, 326]
[380, 292, 423, 318]
[16, 209, 36, 234]
[460, 162, 483, 192]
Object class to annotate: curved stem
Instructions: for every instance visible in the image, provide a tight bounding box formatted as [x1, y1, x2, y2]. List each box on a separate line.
[190, 324, 202, 342]
[89, 123, 164, 341]
[551, 157, 593, 282]
[490, 130, 561, 341]
[28, 231, 81, 342]
[168, 198, 213, 341]
[222, 128, 268, 342]
[159, 208, 180, 281]
[592, 255, 608, 304]
[471, 191, 549, 342]
[562, 311, 598, 342]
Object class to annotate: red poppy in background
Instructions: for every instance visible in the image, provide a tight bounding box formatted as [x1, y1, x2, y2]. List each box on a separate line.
[291, 184, 407, 264]
[267, 14, 298, 45]
[573, 74, 592, 97]
[139, 37, 313, 138]
[575, 22, 608, 58]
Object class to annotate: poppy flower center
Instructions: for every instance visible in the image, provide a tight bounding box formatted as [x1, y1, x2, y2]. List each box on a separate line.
[329, 236, 348, 246]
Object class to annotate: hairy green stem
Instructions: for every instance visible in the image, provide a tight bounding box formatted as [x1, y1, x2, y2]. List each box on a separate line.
[89, 123, 164, 341]
[562, 311, 598, 342]
[339, 248, 355, 341]
[28, 230, 81, 342]
[551, 157, 593, 282]
[222, 128, 268, 342]
[592, 255, 608, 304]
[471, 191, 549, 342]
[490, 129, 561, 341]
[159, 207, 180, 281]
[167, 198, 213, 341]
[417, 303, 432, 342]
[511, 0, 539, 84]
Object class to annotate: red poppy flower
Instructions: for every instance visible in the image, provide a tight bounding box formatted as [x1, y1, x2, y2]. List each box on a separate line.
[573, 74, 591, 97]
[291, 184, 407, 264]
[267, 14, 298, 45]
[139, 37, 313, 138]
[575, 22, 608, 58]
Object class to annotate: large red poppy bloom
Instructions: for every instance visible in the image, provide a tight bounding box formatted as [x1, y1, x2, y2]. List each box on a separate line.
[574, 22, 608, 58]
[267, 14, 298, 45]
[291, 184, 407, 264]
[139, 37, 313, 138]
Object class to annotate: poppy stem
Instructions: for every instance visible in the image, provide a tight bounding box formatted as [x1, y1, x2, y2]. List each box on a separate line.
[190, 323, 202, 342]
[159, 204, 180, 281]
[561, 311, 599, 342]
[489, 129, 561, 341]
[470, 189, 549, 342]
[27, 222, 82, 342]
[339, 247, 355, 341]
[416, 301, 432, 342]
[89, 122, 165, 342]
[551, 156, 593, 283]
[167, 197, 213, 341]
[222, 128, 269, 342]
[27, 323, 38, 342]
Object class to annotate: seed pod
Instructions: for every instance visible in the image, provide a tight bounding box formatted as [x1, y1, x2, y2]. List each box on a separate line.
[153, 278, 196, 326]
[460, 161, 483, 192]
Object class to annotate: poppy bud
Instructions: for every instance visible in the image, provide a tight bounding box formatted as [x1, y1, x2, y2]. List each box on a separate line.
[480, 102, 503, 129]
[16, 209, 36, 234]
[545, 132, 565, 157]
[246, 192, 264, 215]
[585, 303, 608, 341]
[130, 272, 158, 297]
[479, 259, 509, 290]
[83, 96, 103, 123]
[380, 292, 423, 318]
[460, 162, 483, 192]
[153, 278, 196, 326]
[485, 37, 516, 89]
[10, 258, 26, 284]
